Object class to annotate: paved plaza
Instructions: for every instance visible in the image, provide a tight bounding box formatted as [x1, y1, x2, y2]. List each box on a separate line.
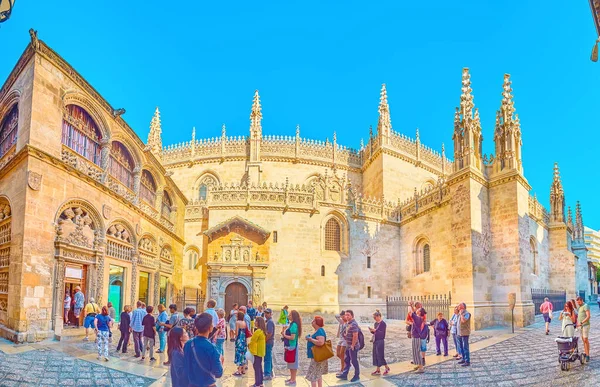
[0, 308, 598, 386]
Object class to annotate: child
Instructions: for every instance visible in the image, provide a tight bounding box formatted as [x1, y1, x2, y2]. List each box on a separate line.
[430, 312, 449, 356]
[214, 308, 227, 363]
[107, 302, 116, 342]
[142, 305, 156, 361]
[116, 305, 131, 353]
[248, 316, 266, 387]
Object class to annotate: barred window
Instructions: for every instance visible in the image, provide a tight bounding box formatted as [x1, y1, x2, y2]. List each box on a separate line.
[61, 105, 102, 165]
[0, 104, 18, 158]
[109, 141, 135, 190]
[162, 191, 172, 219]
[140, 170, 157, 205]
[415, 239, 431, 275]
[423, 244, 431, 273]
[324, 218, 341, 251]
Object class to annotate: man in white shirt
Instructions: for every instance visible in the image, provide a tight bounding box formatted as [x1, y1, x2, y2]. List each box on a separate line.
[205, 299, 219, 340]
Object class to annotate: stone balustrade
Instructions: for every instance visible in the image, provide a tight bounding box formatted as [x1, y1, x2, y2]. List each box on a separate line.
[398, 182, 451, 219]
[138, 251, 158, 270]
[61, 146, 103, 182]
[528, 195, 550, 225]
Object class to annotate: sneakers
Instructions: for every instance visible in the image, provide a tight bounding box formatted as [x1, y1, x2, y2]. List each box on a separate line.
[350, 376, 360, 383]
[414, 369, 424, 374]
[263, 376, 273, 381]
[461, 362, 470, 367]
[458, 360, 465, 364]
[336, 374, 348, 380]
[436, 352, 441, 356]
[150, 358, 156, 361]
[104, 357, 109, 362]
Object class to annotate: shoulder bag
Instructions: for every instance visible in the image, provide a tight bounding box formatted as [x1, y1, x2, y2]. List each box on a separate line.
[284, 323, 298, 363]
[312, 339, 334, 362]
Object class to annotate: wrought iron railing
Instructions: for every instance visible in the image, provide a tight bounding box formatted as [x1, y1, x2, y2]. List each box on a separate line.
[386, 292, 452, 320]
[531, 288, 566, 315]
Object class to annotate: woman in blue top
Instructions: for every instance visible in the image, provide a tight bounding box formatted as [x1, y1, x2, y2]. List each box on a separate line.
[94, 306, 113, 361]
[168, 327, 189, 387]
[305, 316, 327, 387]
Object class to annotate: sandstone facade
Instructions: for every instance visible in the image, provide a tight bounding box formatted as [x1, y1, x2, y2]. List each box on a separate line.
[0, 33, 594, 341]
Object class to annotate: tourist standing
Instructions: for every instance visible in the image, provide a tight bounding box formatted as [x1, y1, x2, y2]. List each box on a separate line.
[264, 308, 276, 380]
[407, 302, 426, 374]
[449, 306, 461, 359]
[176, 307, 196, 340]
[156, 304, 169, 353]
[168, 327, 189, 387]
[205, 299, 219, 339]
[214, 309, 227, 363]
[559, 301, 576, 337]
[430, 312, 449, 356]
[130, 301, 146, 358]
[278, 305, 289, 325]
[247, 300, 257, 330]
[337, 310, 360, 382]
[457, 302, 471, 367]
[107, 302, 116, 342]
[370, 309, 390, 375]
[142, 305, 156, 361]
[239, 305, 251, 328]
[229, 303, 239, 342]
[576, 296, 591, 362]
[233, 311, 248, 376]
[116, 305, 131, 353]
[256, 305, 264, 319]
[282, 310, 302, 385]
[306, 316, 328, 387]
[94, 306, 112, 362]
[63, 291, 71, 325]
[73, 286, 84, 329]
[248, 316, 267, 387]
[83, 297, 100, 341]
[334, 310, 347, 375]
[162, 304, 181, 366]
[183, 313, 224, 386]
[540, 297, 554, 335]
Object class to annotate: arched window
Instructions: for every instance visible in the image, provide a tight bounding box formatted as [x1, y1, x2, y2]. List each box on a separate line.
[62, 105, 102, 165]
[415, 238, 431, 275]
[199, 184, 208, 201]
[324, 218, 341, 251]
[109, 141, 135, 190]
[162, 191, 172, 219]
[0, 104, 18, 158]
[140, 170, 157, 205]
[530, 237, 538, 275]
[187, 250, 198, 270]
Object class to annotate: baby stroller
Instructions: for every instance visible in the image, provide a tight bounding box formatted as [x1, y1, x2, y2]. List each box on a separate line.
[554, 323, 584, 371]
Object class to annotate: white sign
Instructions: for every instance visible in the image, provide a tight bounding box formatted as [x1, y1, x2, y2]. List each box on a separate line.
[65, 267, 83, 279]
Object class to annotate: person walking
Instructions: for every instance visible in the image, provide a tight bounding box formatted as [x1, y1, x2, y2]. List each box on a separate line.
[430, 312, 449, 356]
[576, 296, 591, 363]
[83, 297, 100, 341]
[370, 309, 390, 375]
[263, 308, 276, 380]
[63, 291, 71, 326]
[229, 303, 239, 342]
[142, 305, 157, 361]
[449, 306, 461, 360]
[214, 309, 227, 363]
[116, 305, 131, 353]
[168, 327, 189, 387]
[558, 301, 576, 337]
[156, 304, 169, 354]
[73, 286, 85, 329]
[306, 316, 328, 387]
[334, 311, 347, 376]
[540, 297, 554, 335]
[336, 310, 361, 382]
[282, 310, 302, 385]
[107, 302, 116, 342]
[407, 302, 426, 374]
[94, 306, 112, 362]
[130, 301, 146, 358]
[457, 302, 471, 367]
[233, 311, 249, 376]
[278, 305, 289, 325]
[183, 313, 224, 386]
[162, 304, 181, 366]
[248, 316, 267, 387]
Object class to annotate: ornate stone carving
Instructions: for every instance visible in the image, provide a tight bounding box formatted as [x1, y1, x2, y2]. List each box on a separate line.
[136, 223, 142, 236]
[0, 203, 11, 220]
[56, 206, 99, 249]
[102, 204, 111, 220]
[139, 236, 157, 253]
[253, 281, 262, 304]
[107, 223, 131, 243]
[27, 171, 42, 191]
[211, 279, 219, 297]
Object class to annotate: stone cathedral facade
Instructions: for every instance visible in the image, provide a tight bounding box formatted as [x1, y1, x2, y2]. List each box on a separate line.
[0, 32, 593, 341]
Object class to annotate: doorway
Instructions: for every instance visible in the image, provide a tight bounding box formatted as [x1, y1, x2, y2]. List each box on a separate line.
[64, 264, 87, 326]
[225, 282, 248, 317]
[108, 265, 125, 322]
[139, 272, 150, 306]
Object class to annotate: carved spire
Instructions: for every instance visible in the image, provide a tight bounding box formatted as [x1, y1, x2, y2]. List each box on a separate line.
[296, 124, 300, 138]
[250, 90, 262, 138]
[191, 127, 196, 157]
[494, 74, 523, 173]
[567, 206, 574, 229]
[574, 201, 584, 241]
[453, 68, 482, 171]
[377, 83, 392, 145]
[147, 107, 163, 160]
[549, 162, 565, 223]
[221, 124, 226, 138]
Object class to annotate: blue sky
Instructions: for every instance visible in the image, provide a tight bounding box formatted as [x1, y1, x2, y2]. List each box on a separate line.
[1, 1, 598, 228]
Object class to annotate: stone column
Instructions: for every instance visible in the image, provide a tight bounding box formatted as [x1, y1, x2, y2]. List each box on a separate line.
[100, 140, 111, 183]
[132, 166, 142, 205]
[153, 271, 160, 306]
[95, 253, 105, 304]
[53, 259, 65, 335]
[130, 254, 139, 306]
[155, 191, 164, 218]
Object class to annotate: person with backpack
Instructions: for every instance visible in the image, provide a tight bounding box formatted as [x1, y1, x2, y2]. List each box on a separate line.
[161, 304, 181, 366]
[336, 310, 363, 383]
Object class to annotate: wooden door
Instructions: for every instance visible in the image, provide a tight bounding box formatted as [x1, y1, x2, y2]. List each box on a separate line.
[225, 282, 248, 319]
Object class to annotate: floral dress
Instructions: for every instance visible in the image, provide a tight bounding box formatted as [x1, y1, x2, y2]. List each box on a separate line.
[234, 326, 248, 366]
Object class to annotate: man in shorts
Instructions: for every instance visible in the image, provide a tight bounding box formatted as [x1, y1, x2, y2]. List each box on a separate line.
[576, 297, 591, 362]
[73, 286, 85, 328]
[540, 297, 553, 335]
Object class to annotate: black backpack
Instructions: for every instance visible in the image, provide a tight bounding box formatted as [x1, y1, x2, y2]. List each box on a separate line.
[357, 328, 365, 350]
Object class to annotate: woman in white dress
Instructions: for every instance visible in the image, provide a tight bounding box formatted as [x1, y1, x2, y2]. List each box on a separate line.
[558, 301, 576, 337]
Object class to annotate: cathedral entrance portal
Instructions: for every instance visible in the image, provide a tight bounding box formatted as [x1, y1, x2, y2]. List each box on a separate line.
[225, 282, 248, 318]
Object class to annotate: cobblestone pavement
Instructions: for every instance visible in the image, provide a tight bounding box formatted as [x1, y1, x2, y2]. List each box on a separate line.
[388, 307, 600, 386]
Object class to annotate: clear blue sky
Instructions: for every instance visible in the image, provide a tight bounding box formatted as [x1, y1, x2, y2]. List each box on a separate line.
[1, 1, 598, 228]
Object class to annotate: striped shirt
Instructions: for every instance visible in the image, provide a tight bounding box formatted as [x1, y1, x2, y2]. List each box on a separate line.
[131, 307, 146, 332]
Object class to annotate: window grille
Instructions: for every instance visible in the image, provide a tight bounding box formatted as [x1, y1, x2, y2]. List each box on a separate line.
[61, 105, 102, 165]
[140, 170, 157, 204]
[273, 231, 278, 243]
[324, 218, 341, 251]
[423, 244, 431, 273]
[162, 191, 172, 219]
[0, 104, 18, 158]
[109, 141, 135, 190]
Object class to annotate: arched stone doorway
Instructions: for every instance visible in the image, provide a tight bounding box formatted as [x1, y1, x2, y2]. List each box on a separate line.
[225, 282, 248, 318]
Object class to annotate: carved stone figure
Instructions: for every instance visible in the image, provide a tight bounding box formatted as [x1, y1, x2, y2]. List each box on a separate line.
[211, 280, 219, 297]
[27, 171, 42, 191]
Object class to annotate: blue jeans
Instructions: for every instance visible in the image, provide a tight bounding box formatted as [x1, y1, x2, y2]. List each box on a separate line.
[342, 347, 360, 377]
[264, 343, 274, 377]
[458, 335, 470, 363]
[158, 330, 167, 352]
[215, 338, 225, 356]
[452, 333, 461, 356]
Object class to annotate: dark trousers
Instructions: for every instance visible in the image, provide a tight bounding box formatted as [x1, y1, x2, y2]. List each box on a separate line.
[342, 347, 360, 377]
[435, 334, 448, 355]
[253, 355, 263, 386]
[133, 331, 143, 356]
[458, 335, 470, 363]
[117, 330, 130, 352]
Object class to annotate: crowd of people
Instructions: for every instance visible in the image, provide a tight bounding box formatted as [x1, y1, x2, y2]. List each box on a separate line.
[544, 296, 593, 363]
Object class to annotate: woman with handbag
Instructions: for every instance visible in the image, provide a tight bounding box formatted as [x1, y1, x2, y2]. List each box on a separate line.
[369, 309, 390, 376]
[248, 316, 267, 387]
[233, 311, 249, 376]
[281, 309, 302, 386]
[305, 316, 330, 387]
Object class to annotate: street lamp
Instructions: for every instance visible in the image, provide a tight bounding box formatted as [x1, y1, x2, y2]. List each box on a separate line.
[0, 0, 15, 23]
